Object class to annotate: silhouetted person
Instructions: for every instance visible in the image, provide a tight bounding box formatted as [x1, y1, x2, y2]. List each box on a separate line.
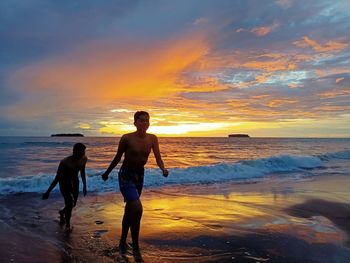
[101, 111, 168, 262]
[42, 143, 87, 232]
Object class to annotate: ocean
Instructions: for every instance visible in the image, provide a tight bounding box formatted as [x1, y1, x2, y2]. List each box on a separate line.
[0, 136, 350, 195]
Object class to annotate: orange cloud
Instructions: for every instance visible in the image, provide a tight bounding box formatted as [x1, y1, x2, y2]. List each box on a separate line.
[10, 34, 209, 107]
[319, 89, 350, 98]
[251, 21, 280, 36]
[288, 83, 303, 89]
[316, 105, 350, 112]
[176, 76, 227, 93]
[335, 77, 344, 84]
[251, 94, 270, 99]
[197, 51, 309, 74]
[243, 60, 296, 72]
[255, 74, 269, 83]
[315, 68, 350, 77]
[267, 99, 297, 108]
[293, 36, 348, 53]
[224, 96, 329, 121]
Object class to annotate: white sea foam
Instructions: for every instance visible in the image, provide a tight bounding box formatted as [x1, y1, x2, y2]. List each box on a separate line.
[2, 150, 347, 195]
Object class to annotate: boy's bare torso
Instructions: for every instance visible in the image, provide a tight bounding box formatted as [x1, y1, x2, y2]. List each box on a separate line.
[60, 156, 87, 182]
[122, 132, 155, 170]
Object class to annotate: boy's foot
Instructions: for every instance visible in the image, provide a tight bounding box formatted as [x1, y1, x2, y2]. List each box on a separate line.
[133, 248, 144, 262]
[118, 242, 128, 255]
[65, 225, 73, 233]
[59, 210, 65, 225]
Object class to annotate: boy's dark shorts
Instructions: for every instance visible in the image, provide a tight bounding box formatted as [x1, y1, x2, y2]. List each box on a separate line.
[118, 167, 144, 202]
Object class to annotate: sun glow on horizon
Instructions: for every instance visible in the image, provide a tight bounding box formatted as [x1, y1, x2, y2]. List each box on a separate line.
[99, 121, 236, 136]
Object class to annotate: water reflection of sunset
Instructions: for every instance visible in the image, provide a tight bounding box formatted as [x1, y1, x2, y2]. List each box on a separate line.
[137, 192, 270, 237]
[97, 181, 348, 246]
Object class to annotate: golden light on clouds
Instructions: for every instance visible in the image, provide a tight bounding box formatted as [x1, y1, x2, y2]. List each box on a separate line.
[110, 109, 133, 113]
[243, 60, 297, 72]
[3, 0, 350, 138]
[267, 99, 298, 108]
[10, 33, 209, 105]
[335, 77, 344, 84]
[293, 36, 348, 53]
[251, 21, 280, 36]
[319, 89, 350, 99]
[148, 122, 232, 135]
[77, 122, 92, 130]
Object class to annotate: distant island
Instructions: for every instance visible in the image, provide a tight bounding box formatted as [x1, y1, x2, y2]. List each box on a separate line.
[51, 133, 84, 137]
[228, 134, 250, 138]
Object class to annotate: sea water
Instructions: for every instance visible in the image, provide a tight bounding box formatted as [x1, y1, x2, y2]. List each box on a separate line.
[0, 136, 349, 195]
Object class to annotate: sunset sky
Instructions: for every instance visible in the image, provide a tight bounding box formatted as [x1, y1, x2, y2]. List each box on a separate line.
[1, 0, 349, 137]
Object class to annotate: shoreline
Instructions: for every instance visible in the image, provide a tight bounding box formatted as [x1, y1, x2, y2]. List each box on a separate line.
[1, 175, 350, 262]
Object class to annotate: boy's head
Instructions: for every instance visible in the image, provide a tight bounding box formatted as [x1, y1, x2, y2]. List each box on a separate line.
[134, 111, 150, 132]
[73, 143, 86, 159]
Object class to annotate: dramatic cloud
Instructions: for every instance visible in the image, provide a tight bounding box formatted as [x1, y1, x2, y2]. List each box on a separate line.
[1, 0, 350, 136]
[9, 34, 209, 103]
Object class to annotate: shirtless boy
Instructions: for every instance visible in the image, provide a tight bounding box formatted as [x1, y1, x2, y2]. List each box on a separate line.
[42, 143, 87, 232]
[101, 111, 168, 262]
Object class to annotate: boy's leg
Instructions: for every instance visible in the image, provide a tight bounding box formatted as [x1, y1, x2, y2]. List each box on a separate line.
[120, 204, 131, 244]
[59, 208, 66, 225]
[119, 200, 143, 255]
[119, 181, 139, 245]
[72, 182, 79, 207]
[129, 199, 143, 250]
[119, 204, 132, 255]
[65, 205, 72, 227]
[131, 182, 143, 251]
[119, 199, 143, 260]
[62, 193, 74, 229]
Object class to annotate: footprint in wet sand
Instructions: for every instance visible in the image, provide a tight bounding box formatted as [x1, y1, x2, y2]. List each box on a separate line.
[91, 229, 108, 239]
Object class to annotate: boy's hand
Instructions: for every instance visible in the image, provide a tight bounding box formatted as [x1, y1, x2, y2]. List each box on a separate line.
[83, 186, 87, 196]
[162, 169, 169, 177]
[101, 172, 109, 181]
[42, 192, 49, 200]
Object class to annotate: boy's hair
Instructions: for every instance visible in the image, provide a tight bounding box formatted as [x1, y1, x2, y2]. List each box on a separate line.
[73, 143, 86, 154]
[134, 111, 149, 122]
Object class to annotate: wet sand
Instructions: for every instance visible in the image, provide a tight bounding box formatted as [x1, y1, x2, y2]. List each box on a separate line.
[1, 175, 350, 262]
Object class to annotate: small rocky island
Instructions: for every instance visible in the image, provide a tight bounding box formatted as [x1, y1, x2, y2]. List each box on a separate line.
[51, 133, 84, 137]
[228, 134, 250, 138]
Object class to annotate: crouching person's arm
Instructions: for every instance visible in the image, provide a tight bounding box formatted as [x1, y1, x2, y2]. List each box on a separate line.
[42, 162, 62, 199]
[81, 157, 88, 196]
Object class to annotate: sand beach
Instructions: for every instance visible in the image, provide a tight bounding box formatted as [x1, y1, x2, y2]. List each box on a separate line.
[1, 175, 350, 262]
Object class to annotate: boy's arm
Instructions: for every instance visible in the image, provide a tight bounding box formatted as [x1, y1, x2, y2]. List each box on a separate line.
[42, 162, 62, 199]
[152, 135, 168, 177]
[80, 157, 88, 196]
[102, 135, 127, 181]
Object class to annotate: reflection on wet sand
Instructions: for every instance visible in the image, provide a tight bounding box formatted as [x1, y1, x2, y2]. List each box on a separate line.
[286, 198, 350, 245]
[1, 176, 350, 262]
